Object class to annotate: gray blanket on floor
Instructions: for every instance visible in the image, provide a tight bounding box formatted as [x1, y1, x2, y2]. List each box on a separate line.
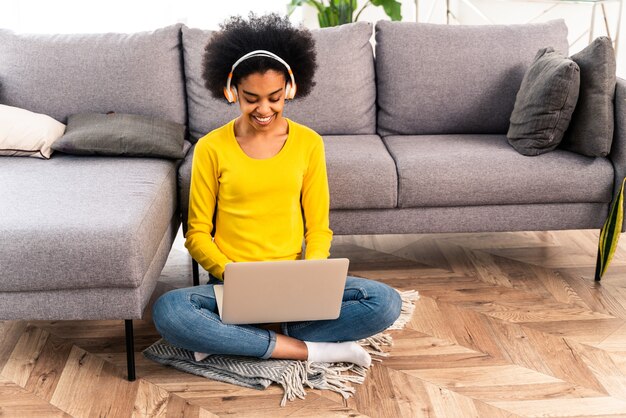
[142, 290, 418, 406]
[143, 338, 327, 391]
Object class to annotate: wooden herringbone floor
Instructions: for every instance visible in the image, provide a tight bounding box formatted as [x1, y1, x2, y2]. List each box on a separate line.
[2, 228, 626, 417]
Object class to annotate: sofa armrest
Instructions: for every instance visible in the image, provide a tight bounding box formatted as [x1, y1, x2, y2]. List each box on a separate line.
[177, 142, 195, 236]
[610, 77, 626, 232]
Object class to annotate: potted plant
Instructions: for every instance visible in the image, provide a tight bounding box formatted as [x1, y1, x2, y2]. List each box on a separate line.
[288, 0, 402, 27]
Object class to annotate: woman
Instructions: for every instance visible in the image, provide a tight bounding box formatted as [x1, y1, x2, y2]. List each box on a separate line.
[152, 13, 402, 368]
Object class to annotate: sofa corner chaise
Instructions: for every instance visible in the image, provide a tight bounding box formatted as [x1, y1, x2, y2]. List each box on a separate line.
[0, 24, 191, 381]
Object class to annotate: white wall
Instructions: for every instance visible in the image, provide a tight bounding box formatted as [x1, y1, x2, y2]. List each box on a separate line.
[0, 0, 297, 32]
[0, 0, 623, 77]
[446, 0, 626, 76]
[301, 0, 625, 77]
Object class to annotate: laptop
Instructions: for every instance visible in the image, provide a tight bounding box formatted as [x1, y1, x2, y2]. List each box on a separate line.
[213, 258, 349, 325]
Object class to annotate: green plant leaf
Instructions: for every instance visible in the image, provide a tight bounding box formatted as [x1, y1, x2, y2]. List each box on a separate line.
[354, 0, 371, 21]
[370, 0, 402, 21]
[289, 0, 400, 26]
[597, 177, 625, 279]
[289, 0, 327, 16]
[336, 0, 353, 24]
[317, 10, 329, 27]
[287, 0, 305, 15]
[319, 6, 335, 27]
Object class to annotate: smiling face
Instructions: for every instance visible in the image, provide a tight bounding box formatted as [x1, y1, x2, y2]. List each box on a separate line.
[235, 69, 287, 133]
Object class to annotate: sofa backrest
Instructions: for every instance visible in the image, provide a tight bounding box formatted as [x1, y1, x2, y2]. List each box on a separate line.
[181, 26, 238, 141]
[0, 25, 186, 126]
[182, 21, 376, 142]
[375, 20, 570, 136]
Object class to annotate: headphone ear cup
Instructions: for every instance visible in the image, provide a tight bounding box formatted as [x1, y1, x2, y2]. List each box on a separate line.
[223, 87, 233, 103]
[285, 82, 296, 100]
[223, 87, 238, 103]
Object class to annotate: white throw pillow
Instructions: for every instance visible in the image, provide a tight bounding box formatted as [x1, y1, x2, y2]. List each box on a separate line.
[0, 104, 66, 159]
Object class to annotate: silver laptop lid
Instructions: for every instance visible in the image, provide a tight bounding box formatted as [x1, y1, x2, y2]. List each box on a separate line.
[220, 258, 349, 324]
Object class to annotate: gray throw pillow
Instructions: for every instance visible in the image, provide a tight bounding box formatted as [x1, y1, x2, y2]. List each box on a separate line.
[559, 37, 617, 157]
[507, 47, 580, 156]
[52, 113, 186, 159]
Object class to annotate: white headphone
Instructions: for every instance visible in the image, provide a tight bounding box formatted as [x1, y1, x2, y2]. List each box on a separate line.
[223, 49, 297, 103]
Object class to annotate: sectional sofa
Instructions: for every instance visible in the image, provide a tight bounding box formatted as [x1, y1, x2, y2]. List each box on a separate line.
[0, 19, 623, 382]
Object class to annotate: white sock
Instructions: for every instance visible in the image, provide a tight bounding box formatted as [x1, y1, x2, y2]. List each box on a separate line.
[194, 351, 210, 362]
[304, 341, 371, 368]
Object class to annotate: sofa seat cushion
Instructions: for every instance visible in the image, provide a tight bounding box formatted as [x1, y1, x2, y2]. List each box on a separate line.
[324, 135, 397, 209]
[384, 134, 614, 208]
[177, 135, 397, 233]
[0, 153, 178, 292]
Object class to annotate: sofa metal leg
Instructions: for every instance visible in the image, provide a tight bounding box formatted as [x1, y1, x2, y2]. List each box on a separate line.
[192, 258, 200, 286]
[125, 319, 136, 381]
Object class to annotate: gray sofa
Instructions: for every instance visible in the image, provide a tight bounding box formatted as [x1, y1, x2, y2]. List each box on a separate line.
[0, 19, 623, 382]
[178, 20, 624, 284]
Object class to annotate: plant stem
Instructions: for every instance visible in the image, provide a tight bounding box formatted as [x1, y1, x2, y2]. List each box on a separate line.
[308, 0, 326, 14]
[354, 0, 372, 21]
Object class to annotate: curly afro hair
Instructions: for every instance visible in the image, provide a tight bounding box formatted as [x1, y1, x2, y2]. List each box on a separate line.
[202, 13, 317, 101]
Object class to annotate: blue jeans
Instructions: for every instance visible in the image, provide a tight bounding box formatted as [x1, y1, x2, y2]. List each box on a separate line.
[152, 275, 402, 360]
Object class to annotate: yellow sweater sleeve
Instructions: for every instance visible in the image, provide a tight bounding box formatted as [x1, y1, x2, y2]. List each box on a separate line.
[302, 137, 333, 260]
[184, 139, 232, 280]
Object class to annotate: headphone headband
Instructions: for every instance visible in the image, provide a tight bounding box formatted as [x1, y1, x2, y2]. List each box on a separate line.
[224, 49, 297, 102]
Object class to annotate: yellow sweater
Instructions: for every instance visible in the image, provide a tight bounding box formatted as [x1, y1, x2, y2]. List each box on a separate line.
[185, 118, 333, 280]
